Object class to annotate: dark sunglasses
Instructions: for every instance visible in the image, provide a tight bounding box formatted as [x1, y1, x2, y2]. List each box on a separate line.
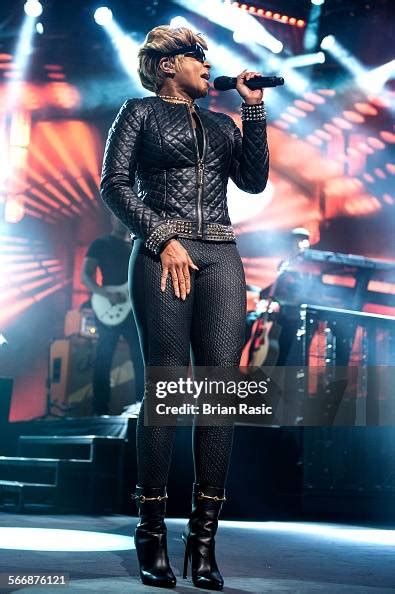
[165, 43, 207, 63]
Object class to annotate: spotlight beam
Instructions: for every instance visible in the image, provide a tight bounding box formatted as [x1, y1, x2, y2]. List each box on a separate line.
[357, 60, 395, 93]
[320, 36, 365, 78]
[94, 11, 142, 89]
[170, 10, 316, 96]
[304, 3, 323, 51]
[283, 52, 325, 69]
[173, 0, 283, 54]
[1, 5, 41, 223]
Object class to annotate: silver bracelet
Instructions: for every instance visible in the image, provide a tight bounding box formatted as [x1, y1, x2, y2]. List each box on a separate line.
[240, 101, 266, 122]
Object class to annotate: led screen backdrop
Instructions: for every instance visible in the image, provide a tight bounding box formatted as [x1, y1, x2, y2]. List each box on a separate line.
[0, 0, 393, 420]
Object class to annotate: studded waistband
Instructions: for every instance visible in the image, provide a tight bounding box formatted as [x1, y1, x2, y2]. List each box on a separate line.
[172, 219, 236, 241]
[145, 218, 236, 254]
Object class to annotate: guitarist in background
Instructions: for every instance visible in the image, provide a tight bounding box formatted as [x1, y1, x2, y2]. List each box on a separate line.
[243, 227, 311, 368]
[260, 227, 312, 366]
[81, 214, 144, 415]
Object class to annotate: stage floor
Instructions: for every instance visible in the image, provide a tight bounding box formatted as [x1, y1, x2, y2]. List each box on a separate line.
[0, 514, 394, 593]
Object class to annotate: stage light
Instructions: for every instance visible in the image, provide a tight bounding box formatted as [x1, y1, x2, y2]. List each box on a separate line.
[311, 0, 325, 5]
[232, 30, 246, 44]
[283, 52, 325, 69]
[271, 40, 283, 54]
[380, 131, 395, 143]
[233, 29, 282, 54]
[233, 22, 283, 54]
[319, 36, 392, 94]
[36, 22, 44, 34]
[174, 0, 283, 54]
[170, 16, 191, 29]
[24, 0, 43, 18]
[94, 7, 113, 26]
[325, 39, 365, 77]
[320, 35, 335, 50]
[304, 0, 324, 51]
[230, 1, 304, 26]
[357, 60, 395, 93]
[94, 10, 141, 87]
[2, 2, 39, 128]
[4, 199, 25, 224]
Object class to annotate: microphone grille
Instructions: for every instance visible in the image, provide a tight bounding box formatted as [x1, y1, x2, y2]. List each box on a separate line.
[213, 76, 233, 91]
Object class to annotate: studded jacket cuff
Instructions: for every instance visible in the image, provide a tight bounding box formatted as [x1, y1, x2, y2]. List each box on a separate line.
[144, 221, 178, 255]
[240, 101, 266, 122]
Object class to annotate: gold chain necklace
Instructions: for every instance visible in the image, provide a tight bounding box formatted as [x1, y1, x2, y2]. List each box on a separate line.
[158, 94, 196, 111]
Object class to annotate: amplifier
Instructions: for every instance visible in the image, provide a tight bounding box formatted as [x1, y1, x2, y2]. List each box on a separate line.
[49, 336, 135, 417]
[64, 308, 98, 338]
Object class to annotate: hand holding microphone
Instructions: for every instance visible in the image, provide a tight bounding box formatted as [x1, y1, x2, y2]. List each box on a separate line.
[214, 71, 284, 103]
[234, 70, 265, 104]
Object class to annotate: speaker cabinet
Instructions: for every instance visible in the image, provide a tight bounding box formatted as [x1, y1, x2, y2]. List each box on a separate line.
[49, 337, 134, 417]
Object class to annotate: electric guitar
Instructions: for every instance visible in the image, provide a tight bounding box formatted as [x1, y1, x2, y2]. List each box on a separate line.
[91, 283, 132, 326]
[241, 299, 281, 369]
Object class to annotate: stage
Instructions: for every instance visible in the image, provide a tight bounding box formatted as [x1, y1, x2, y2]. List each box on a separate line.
[2, 416, 395, 523]
[0, 513, 394, 593]
[0, 0, 394, 591]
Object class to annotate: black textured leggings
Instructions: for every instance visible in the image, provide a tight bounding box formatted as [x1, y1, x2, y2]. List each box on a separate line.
[128, 237, 247, 489]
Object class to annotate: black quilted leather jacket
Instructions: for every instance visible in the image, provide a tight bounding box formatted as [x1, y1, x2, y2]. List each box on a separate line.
[100, 96, 269, 255]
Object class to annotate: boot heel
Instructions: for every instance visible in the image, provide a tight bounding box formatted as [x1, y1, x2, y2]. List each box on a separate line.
[183, 537, 189, 579]
[133, 486, 176, 588]
[183, 483, 226, 590]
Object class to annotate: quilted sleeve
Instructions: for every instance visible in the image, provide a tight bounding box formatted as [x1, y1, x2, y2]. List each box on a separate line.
[100, 99, 178, 255]
[228, 116, 269, 194]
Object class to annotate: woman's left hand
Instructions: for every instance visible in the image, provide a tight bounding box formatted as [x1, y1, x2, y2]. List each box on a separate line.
[235, 70, 264, 105]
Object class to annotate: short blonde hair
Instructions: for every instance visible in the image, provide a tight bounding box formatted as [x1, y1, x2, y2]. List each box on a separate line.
[138, 25, 208, 93]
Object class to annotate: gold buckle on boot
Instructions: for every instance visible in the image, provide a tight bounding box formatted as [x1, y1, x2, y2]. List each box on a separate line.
[197, 491, 226, 502]
[132, 494, 168, 503]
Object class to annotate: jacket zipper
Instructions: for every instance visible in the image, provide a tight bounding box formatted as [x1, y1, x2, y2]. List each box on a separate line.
[186, 106, 206, 238]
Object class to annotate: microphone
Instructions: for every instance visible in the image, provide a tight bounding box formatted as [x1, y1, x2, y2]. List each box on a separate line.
[213, 75, 284, 91]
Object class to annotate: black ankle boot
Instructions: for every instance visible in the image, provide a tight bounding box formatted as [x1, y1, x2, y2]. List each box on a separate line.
[133, 485, 176, 588]
[182, 483, 226, 591]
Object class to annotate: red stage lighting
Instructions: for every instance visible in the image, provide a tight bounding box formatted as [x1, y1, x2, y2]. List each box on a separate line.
[231, 3, 304, 28]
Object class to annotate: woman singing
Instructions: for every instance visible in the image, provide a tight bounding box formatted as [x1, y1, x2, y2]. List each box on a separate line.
[100, 25, 269, 590]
